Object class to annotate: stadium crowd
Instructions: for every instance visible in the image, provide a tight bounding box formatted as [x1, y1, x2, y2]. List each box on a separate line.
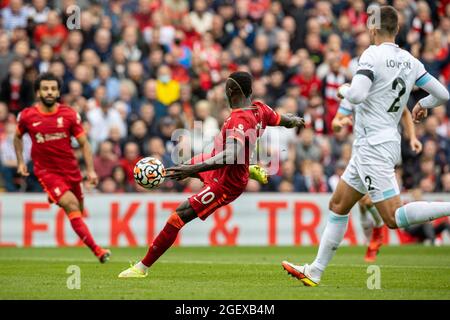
[0, 0, 449, 195]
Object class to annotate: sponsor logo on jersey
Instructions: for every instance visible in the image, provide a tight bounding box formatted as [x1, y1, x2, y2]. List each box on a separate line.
[35, 133, 45, 143]
[57, 117, 64, 128]
[32, 121, 42, 127]
[35, 132, 68, 143]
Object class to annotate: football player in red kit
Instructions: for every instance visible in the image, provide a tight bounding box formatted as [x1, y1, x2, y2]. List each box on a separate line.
[14, 73, 111, 263]
[119, 71, 304, 278]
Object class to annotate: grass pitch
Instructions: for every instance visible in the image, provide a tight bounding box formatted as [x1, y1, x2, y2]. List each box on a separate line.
[0, 246, 449, 300]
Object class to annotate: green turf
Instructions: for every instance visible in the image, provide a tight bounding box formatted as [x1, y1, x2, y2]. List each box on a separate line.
[0, 246, 449, 300]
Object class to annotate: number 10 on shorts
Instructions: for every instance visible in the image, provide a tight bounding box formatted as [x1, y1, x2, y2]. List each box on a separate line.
[194, 186, 216, 205]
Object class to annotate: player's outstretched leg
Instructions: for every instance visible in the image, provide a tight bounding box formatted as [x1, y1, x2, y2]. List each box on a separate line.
[283, 180, 363, 286]
[359, 195, 385, 262]
[118, 200, 196, 278]
[374, 196, 450, 231]
[59, 192, 111, 263]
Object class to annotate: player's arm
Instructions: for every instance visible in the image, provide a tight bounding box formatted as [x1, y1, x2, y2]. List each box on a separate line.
[166, 138, 244, 181]
[13, 130, 29, 177]
[337, 74, 372, 104]
[256, 101, 304, 129]
[401, 108, 422, 154]
[338, 48, 374, 104]
[412, 73, 450, 122]
[76, 134, 99, 186]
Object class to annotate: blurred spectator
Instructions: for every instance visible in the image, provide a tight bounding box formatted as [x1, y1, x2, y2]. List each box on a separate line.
[111, 165, 129, 192]
[442, 173, 450, 192]
[192, 99, 219, 153]
[86, 98, 126, 152]
[27, 0, 50, 25]
[120, 141, 142, 187]
[91, 63, 121, 102]
[0, 59, 34, 116]
[304, 161, 331, 193]
[0, 33, 15, 83]
[295, 128, 322, 166]
[189, 0, 213, 34]
[93, 140, 119, 181]
[291, 59, 322, 99]
[127, 119, 150, 156]
[90, 28, 112, 62]
[2, 0, 29, 31]
[155, 64, 180, 106]
[33, 10, 68, 53]
[0, 121, 31, 191]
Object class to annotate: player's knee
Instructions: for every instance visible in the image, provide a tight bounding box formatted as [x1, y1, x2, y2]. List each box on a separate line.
[176, 206, 197, 224]
[65, 201, 80, 213]
[329, 199, 344, 215]
[359, 195, 372, 207]
[384, 216, 398, 229]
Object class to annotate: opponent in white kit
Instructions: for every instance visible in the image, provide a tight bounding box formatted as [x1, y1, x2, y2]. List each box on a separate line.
[282, 5, 450, 286]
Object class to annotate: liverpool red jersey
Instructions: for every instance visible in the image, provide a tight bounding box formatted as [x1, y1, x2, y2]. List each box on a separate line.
[209, 101, 280, 192]
[16, 104, 85, 181]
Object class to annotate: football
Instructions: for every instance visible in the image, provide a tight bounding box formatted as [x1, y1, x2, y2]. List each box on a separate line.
[133, 157, 166, 189]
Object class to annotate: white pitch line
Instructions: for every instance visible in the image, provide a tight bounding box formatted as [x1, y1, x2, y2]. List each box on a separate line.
[0, 256, 449, 269]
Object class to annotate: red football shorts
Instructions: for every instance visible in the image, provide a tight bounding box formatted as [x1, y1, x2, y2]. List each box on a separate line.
[37, 172, 83, 204]
[188, 154, 243, 220]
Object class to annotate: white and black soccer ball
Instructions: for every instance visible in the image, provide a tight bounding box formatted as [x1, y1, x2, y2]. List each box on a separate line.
[133, 157, 165, 189]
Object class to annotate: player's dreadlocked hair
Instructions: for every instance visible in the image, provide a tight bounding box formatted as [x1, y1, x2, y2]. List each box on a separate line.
[228, 71, 253, 98]
[34, 72, 62, 92]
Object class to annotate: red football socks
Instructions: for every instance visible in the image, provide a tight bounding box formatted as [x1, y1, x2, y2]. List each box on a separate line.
[141, 212, 185, 267]
[68, 211, 100, 253]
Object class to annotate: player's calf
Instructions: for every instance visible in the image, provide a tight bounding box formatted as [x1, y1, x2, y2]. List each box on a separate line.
[375, 196, 450, 229]
[59, 191, 109, 260]
[129, 200, 196, 276]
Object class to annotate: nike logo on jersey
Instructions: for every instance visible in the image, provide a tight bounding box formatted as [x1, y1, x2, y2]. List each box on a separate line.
[32, 121, 42, 127]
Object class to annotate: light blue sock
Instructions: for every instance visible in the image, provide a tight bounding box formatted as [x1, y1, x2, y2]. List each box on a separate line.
[395, 202, 450, 228]
[310, 211, 349, 279]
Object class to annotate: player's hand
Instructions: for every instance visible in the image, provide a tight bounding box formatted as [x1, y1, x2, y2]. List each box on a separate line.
[410, 137, 423, 154]
[165, 164, 199, 181]
[412, 103, 428, 123]
[332, 117, 353, 133]
[17, 162, 29, 177]
[337, 83, 350, 99]
[284, 113, 305, 128]
[86, 170, 99, 186]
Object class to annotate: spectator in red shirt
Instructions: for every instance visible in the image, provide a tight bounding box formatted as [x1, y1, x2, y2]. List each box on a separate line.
[33, 10, 68, 54]
[119, 141, 142, 188]
[344, 0, 367, 35]
[134, 0, 156, 31]
[291, 59, 322, 99]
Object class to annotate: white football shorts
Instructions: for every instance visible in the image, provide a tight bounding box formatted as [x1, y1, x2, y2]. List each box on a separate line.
[341, 141, 401, 203]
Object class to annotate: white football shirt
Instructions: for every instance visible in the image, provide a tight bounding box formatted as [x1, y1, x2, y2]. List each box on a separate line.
[353, 42, 428, 145]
